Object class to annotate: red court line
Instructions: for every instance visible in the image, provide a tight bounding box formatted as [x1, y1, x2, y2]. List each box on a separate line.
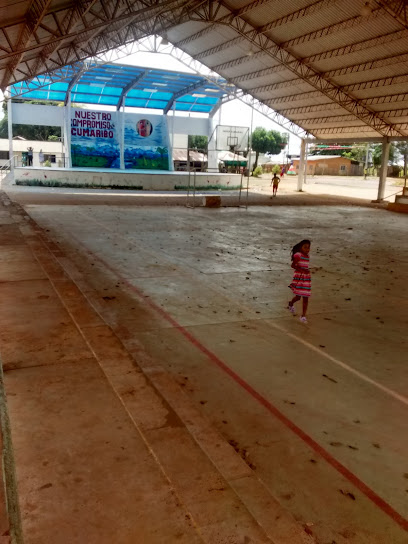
[56, 232, 408, 533]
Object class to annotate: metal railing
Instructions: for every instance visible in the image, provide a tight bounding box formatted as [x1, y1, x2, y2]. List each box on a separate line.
[238, 170, 249, 209]
[0, 156, 17, 181]
[383, 187, 404, 201]
[186, 169, 197, 208]
[13, 152, 69, 168]
[173, 147, 249, 174]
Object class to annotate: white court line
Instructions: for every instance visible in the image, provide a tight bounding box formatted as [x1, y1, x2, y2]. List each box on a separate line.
[270, 321, 408, 407]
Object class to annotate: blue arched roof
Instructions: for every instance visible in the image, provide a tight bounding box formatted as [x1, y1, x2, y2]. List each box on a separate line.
[10, 62, 227, 115]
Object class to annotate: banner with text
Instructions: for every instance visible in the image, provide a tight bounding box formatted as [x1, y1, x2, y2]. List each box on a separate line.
[71, 109, 119, 168]
[124, 113, 170, 170]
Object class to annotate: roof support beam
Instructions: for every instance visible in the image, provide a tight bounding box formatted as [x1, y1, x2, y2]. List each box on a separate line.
[276, 103, 350, 117]
[281, 8, 383, 49]
[266, 90, 323, 106]
[229, 64, 284, 85]
[267, 84, 408, 110]
[1, 0, 53, 89]
[313, 126, 386, 135]
[294, 114, 362, 126]
[163, 78, 206, 114]
[364, 92, 408, 106]
[116, 70, 149, 110]
[174, 0, 275, 48]
[304, 28, 408, 65]
[324, 52, 408, 79]
[211, 50, 267, 72]
[0, 0, 197, 90]
[64, 68, 86, 105]
[248, 70, 408, 98]
[306, 136, 408, 143]
[246, 55, 408, 95]
[193, 0, 337, 61]
[271, 89, 408, 117]
[375, 0, 408, 29]
[294, 109, 408, 125]
[29, 0, 100, 79]
[342, 73, 408, 93]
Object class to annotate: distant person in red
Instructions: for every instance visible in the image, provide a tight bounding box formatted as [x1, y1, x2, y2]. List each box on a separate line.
[280, 166, 285, 178]
[137, 119, 153, 137]
[271, 173, 280, 197]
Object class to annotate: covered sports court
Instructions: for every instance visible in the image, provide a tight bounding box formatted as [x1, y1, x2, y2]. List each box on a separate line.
[0, 1, 408, 543]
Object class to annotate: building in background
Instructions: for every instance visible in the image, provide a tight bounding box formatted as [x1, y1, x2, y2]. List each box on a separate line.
[292, 155, 363, 176]
[0, 138, 64, 168]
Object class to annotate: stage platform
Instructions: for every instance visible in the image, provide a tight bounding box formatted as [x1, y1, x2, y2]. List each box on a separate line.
[13, 167, 243, 191]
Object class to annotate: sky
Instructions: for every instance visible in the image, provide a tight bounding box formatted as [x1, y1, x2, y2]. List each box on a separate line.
[0, 44, 301, 156]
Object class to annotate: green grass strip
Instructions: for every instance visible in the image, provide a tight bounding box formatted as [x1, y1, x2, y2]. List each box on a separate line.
[174, 185, 241, 191]
[16, 180, 143, 190]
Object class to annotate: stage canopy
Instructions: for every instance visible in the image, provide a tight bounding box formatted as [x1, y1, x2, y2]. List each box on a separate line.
[9, 63, 226, 115]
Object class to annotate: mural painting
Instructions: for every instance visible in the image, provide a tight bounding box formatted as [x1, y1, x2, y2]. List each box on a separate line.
[124, 113, 170, 170]
[71, 109, 120, 168]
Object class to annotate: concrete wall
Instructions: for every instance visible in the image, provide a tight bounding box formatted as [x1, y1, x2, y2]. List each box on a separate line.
[10, 105, 211, 170]
[167, 116, 208, 137]
[13, 167, 242, 191]
[12, 103, 64, 126]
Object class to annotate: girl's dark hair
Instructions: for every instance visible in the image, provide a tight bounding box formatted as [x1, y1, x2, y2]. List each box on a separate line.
[291, 239, 311, 260]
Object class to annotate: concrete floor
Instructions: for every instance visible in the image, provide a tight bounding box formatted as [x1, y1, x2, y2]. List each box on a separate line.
[0, 186, 407, 543]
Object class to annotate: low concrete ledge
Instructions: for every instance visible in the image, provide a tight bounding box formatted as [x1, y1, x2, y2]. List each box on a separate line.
[387, 202, 408, 213]
[14, 167, 243, 191]
[204, 195, 222, 207]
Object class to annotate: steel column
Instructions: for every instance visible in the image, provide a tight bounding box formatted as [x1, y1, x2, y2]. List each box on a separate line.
[298, 139, 306, 192]
[7, 90, 14, 178]
[65, 92, 72, 168]
[376, 138, 390, 201]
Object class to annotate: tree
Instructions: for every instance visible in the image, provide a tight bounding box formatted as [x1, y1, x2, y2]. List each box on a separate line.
[394, 141, 408, 181]
[343, 146, 367, 162]
[310, 146, 344, 156]
[0, 102, 8, 138]
[343, 143, 397, 170]
[188, 135, 208, 152]
[0, 100, 62, 140]
[250, 127, 287, 169]
[371, 143, 396, 167]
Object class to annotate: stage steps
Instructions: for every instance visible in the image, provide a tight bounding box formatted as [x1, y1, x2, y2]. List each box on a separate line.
[387, 186, 408, 213]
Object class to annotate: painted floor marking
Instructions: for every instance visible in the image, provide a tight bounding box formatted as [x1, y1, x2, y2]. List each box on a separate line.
[269, 322, 408, 407]
[40, 216, 408, 533]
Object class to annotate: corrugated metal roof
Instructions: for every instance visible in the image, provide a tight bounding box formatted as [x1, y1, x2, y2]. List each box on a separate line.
[2, 0, 408, 140]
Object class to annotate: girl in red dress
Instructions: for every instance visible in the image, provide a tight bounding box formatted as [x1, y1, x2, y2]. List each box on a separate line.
[288, 239, 311, 323]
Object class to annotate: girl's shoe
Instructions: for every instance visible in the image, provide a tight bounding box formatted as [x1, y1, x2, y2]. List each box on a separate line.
[299, 316, 308, 324]
[288, 304, 295, 314]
